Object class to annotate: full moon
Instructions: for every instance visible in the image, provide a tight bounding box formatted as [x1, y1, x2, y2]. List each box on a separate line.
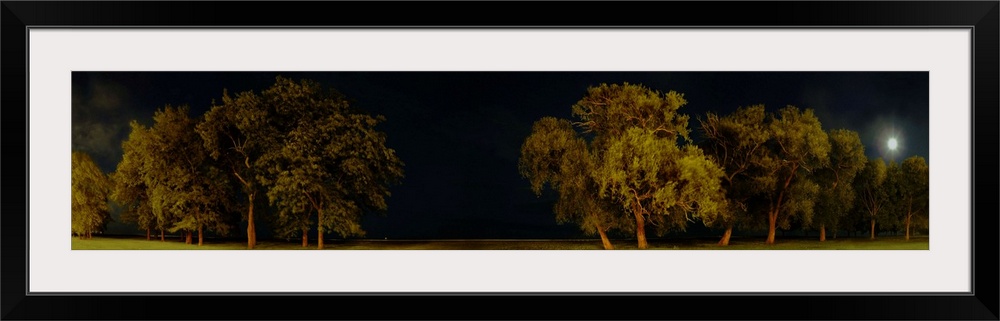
[888, 137, 898, 150]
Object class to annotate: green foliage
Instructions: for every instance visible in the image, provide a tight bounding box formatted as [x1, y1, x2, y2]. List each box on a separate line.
[121, 105, 237, 237]
[197, 86, 273, 221]
[519, 118, 583, 196]
[111, 121, 156, 232]
[895, 156, 929, 234]
[572, 83, 692, 143]
[521, 83, 727, 246]
[812, 129, 867, 231]
[853, 158, 890, 233]
[596, 128, 727, 235]
[197, 81, 282, 248]
[199, 88, 270, 166]
[146, 106, 197, 231]
[779, 179, 820, 229]
[254, 77, 405, 239]
[768, 106, 830, 168]
[518, 117, 626, 236]
[754, 106, 831, 239]
[698, 105, 771, 230]
[881, 161, 905, 231]
[72, 151, 113, 236]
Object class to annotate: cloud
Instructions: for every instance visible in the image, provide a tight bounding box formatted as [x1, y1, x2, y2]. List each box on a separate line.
[71, 120, 127, 168]
[71, 74, 142, 172]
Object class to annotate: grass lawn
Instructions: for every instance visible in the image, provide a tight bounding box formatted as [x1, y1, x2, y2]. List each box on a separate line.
[72, 235, 929, 250]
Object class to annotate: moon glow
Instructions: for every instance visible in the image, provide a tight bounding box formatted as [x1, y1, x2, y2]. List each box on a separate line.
[888, 137, 898, 150]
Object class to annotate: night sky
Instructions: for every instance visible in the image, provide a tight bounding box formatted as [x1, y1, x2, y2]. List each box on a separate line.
[71, 72, 929, 239]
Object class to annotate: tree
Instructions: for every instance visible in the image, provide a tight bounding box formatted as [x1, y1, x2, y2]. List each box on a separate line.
[571, 83, 691, 140]
[255, 77, 405, 249]
[72, 151, 112, 239]
[572, 83, 727, 249]
[897, 156, 929, 240]
[519, 117, 626, 250]
[697, 105, 770, 245]
[111, 121, 157, 240]
[197, 86, 274, 249]
[853, 158, 889, 239]
[754, 106, 830, 244]
[596, 128, 727, 249]
[811, 129, 867, 241]
[881, 161, 905, 236]
[166, 165, 238, 246]
[144, 105, 236, 245]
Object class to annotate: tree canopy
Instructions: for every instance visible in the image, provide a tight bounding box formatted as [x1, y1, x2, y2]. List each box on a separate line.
[127, 105, 238, 245]
[111, 121, 157, 240]
[255, 77, 405, 249]
[753, 106, 830, 244]
[95, 76, 412, 249]
[519, 117, 625, 249]
[197, 87, 272, 249]
[72, 151, 112, 238]
[521, 83, 727, 249]
[812, 129, 867, 241]
[854, 157, 889, 239]
[697, 105, 771, 245]
[896, 156, 929, 239]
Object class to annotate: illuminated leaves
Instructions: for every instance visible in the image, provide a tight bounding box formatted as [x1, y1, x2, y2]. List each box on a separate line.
[572, 83, 691, 142]
[254, 77, 405, 240]
[112, 105, 237, 239]
[895, 156, 929, 234]
[111, 121, 156, 231]
[697, 105, 771, 230]
[812, 129, 867, 230]
[519, 117, 624, 237]
[596, 128, 727, 234]
[521, 83, 727, 247]
[852, 157, 890, 236]
[72, 151, 112, 236]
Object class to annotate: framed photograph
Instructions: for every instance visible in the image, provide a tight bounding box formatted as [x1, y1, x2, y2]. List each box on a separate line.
[4, 1, 997, 320]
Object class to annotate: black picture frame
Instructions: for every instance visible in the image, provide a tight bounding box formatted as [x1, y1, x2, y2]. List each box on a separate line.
[2, 1, 997, 320]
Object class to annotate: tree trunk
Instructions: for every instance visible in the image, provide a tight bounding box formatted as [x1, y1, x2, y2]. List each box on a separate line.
[633, 206, 648, 249]
[905, 215, 911, 241]
[766, 211, 777, 245]
[247, 192, 257, 249]
[302, 227, 309, 247]
[317, 210, 325, 250]
[718, 225, 733, 246]
[160, 229, 165, 242]
[596, 227, 614, 250]
[767, 168, 794, 245]
[870, 219, 876, 240]
[146, 228, 151, 240]
[819, 225, 826, 242]
[198, 226, 204, 246]
[185, 231, 193, 244]
[833, 229, 838, 239]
